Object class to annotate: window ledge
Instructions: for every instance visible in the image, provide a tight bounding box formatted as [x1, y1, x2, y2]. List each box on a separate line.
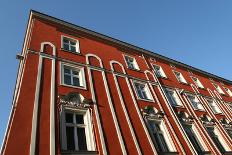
[172, 105, 184, 108]
[157, 76, 168, 79]
[60, 48, 82, 56]
[60, 83, 87, 90]
[137, 98, 155, 103]
[178, 82, 189, 85]
[157, 152, 179, 155]
[60, 150, 98, 155]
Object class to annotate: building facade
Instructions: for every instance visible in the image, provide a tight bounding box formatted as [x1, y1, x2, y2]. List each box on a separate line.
[1, 10, 232, 155]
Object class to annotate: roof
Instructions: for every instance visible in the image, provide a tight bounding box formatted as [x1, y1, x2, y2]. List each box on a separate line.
[30, 10, 232, 85]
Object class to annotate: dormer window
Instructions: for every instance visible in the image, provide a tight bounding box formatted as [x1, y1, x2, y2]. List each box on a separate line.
[191, 77, 204, 89]
[173, 71, 187, 84]
[187, 94, 204, 111]
[124, 55, 139, 70]
[153, 64, 167, 78]
[224, 87, 232, 97]
[212, 83, 225, 95]
[62, 36, 80, 53]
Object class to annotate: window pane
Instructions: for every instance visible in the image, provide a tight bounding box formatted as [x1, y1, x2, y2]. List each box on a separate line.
[76, 114, 84, 124]
[206, 127, 225, 153]
[73, 77, 80, 86]
[70, 46, 76, 52]
[183, 124, 203, 153]
[76, 128, 87, 150]
[63, 38, 69, 43]
[66, 126, 75, 150]
[64, 68, 71, 74]
[72, 70, 79, 76]
[64, 74, 72, 85]
[63, 43, 69, 51]
[65, 113, 73, 123]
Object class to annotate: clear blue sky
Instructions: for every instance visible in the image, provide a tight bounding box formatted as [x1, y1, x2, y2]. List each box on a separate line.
[1, 0, 232, 147]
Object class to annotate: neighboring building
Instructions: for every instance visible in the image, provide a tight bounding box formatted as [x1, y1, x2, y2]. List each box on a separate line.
[1, 10, 232, 155]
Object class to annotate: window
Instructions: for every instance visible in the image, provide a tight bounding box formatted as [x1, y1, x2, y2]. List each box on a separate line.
[61, 109, 95, 151]
[61, 63, 86, 88]
[153, 64, 167, 78]
[187, 95, 204, 110]
[165, 89, 182, 106]
[124, 55, 139, 70]
[212, 83, 225, 95]
[226, 129, 232, 139]
[224, 87, 232, 97]
[191, 77, 204, 89]
[133, 81, 153, 101]
[173, 71, 187, 84]
[62, 36, 80, 53]
[206, 99, 222, 114]
[147, 120, 171, 153]
[182, 124, 205, 154]
[205, 127, 226, 153]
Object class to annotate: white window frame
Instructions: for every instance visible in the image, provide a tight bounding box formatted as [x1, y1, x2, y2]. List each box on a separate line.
[206, 98, 222, 114]
[165, 88, 183, 107]
[61, 35, 80, 53]
[191, 76, 204, 89]
[206, 126, 230, 152]
[224, 87, 232, 97]
[132, 80, 154, 102]
[187, 94, 204, 111]
[60, 107, 96, 151]
[152, 64, 167, 78]
[181, 123, 208, 153]
[123, 55, 140, 70]
[173, 71, 187, 84]
[146, 119, 176, 152]
[60, 62, 86, 89]
[212, 83, 225, 95]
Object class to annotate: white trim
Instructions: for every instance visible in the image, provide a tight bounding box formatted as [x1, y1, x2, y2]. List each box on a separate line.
[110, 60, 142, 155]
[30, 55, 43, 155]
[41, 42, 57, 155]
[125, 76, 158, 154]
[86, 54, 107, 155]
[61, 35, 80, 53]
[101, 68, 127, 155]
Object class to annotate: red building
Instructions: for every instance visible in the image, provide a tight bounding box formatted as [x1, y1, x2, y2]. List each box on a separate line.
[1, 10, 232, 155]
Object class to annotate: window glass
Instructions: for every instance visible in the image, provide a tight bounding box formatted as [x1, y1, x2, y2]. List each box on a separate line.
[174, 71, 187, 83]
[187, 95, 204, 110]
[62, 64, 85, 88]
[148, 120, 170, 152]
[62, 36, 79, 53]
[182, 124, 204, 154]
[165, 89, 182, 106]
[125, 55, 139, 70]
[134, 82, 152, 100]
[192, 77, 204, 88]
[207, 99, 221, 114]
[206, 127, 225, 153]
[153, 65, 166, 78]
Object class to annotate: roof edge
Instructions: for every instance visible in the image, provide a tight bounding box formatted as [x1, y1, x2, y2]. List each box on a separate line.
[30, 10, 232, 85]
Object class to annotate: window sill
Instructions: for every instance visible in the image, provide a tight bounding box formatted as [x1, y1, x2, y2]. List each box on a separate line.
[193, 108, 205, 112]
[127, 67, 141, 72]
[171, 105, 184, 108]
[157, 76, 168, 79]
[60, 150, 98, 155]
[178, 82, 189, 85]
[60, 83, 87, 90]
[60, 48, 82, 56]
[137, 98, 155, 103]
[157, 152, 179, 155]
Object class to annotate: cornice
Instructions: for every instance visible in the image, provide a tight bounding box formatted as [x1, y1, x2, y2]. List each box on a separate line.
[30, 10, 232, 85]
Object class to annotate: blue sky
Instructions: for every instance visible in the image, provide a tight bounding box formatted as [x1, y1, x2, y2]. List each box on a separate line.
[1, 0, 232, 147]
